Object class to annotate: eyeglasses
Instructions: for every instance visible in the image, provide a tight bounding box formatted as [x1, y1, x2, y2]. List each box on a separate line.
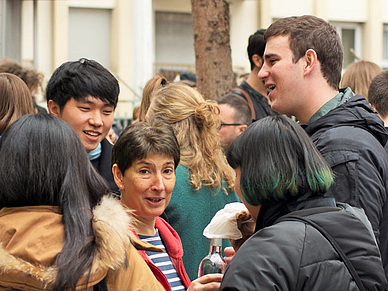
[220, 123, 244, 127]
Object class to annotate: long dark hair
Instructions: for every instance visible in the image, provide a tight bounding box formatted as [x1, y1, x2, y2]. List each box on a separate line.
[0, 114, 110, 290]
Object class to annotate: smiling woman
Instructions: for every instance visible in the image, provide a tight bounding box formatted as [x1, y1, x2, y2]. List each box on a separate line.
[112, 119, 224, 291]
[114, 154, 176, 234]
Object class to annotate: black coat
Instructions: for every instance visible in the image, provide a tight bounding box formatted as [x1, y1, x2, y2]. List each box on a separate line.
[90, 138, 119, 197]
[303, 91, 388, 278]
[220, 197, 387, 291]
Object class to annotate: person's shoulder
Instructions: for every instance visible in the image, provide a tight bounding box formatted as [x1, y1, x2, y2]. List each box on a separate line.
[221, 222, 305, 290]
[100, 138, 113, 150]
[107, 242, 165, 291]
[243, 221, 307, 254]
[236, 80, 255, 96]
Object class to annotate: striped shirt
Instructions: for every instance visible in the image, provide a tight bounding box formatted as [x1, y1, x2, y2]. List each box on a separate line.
[139, 230, 186, 291]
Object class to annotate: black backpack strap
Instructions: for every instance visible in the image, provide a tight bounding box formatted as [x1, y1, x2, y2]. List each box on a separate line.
[276, 214, 365, 291]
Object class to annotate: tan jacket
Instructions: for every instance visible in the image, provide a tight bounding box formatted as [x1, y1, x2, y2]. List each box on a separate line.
[0, 196, 164, 291]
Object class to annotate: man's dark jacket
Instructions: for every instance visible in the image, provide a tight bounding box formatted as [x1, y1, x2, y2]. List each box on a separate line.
[303, 91, 388, 278]
[90, 138, 119, 197]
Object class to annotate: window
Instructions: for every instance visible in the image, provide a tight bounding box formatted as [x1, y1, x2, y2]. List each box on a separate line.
[332, 23, 362, 69]
[154, 12, 195, 80]
[155, 12, 195, 65]
[68, 7, 111, 68]
[0, 0, 22, 61]
[383, 25, 388, 68]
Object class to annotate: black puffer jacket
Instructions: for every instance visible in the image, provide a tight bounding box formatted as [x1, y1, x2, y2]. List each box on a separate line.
[220, 197, 387, 291]
[303, 89, 388, 278]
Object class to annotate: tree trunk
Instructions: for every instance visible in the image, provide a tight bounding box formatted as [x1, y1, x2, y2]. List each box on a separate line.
[191, 0, 236, 100]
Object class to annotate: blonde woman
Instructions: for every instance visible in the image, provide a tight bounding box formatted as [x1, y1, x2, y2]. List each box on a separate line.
[146, 83, 239, 280]
[341, 60, 382, 100]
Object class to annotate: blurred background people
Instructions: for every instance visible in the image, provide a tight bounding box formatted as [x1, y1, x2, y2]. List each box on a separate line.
[112, 119, 223, 291]
[146, 82, 239, 280]
[341, 60, 382, 100]
[107, 120, 124, 144]
[0, 58, 46, 114]
[220, 115, 387, 290]
[139, 74, 169, 122]
[174, 71, 196, 87]
[236, 73, 249, 86]
[132, 104, 140, 123]
[0, 73, 34, 135]
[0, 114, 164, 291]
[368, 70, 388, 134]
[216, 93, 252, 152]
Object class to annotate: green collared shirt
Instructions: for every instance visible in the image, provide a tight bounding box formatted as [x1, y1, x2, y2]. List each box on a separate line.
[306, 87, 354, 125]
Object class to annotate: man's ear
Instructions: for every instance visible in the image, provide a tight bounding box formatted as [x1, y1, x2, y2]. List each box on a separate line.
[304, 49, 318, 76]
[252, 54, 263, 69]
[112, 164, 124, 190]
[237, 125, 248, 136]
[47, 100, 61, 117]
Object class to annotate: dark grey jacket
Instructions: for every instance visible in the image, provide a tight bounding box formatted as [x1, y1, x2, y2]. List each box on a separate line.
[303, 89, 388, 277]
[220, 198, 387, 291]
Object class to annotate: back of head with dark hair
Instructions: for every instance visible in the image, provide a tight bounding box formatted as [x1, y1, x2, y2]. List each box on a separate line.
[0, 73, 34, 135]
[112, 118, 180, 175]
[0, 114, 110, 291]
[264, 15, 343, 90]
[368, 70, 388, 118]
[217, 93, 252, 125]
[227, 115, 333, 206]
[46, 58, 119, 110]
[247, 29, 266, 71]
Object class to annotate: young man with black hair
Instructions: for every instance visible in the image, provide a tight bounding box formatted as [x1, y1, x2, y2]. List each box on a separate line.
[259, 15, 388, 278]
[233, 29, 276, 121]
[47, 58, 119, 194]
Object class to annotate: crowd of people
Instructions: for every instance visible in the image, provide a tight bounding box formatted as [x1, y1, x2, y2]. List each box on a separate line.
[0, 14, 388, 291]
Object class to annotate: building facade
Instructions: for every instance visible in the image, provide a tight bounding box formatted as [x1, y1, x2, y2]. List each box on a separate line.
[1, 0, 388, 121]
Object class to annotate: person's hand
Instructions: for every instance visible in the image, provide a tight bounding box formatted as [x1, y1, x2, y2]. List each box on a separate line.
[223, 246, 235, 264]
[231, 213, 255, 251]
[187, 274, 223, 291]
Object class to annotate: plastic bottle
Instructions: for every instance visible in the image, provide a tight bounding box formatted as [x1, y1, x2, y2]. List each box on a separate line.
[198, 238, 227, 277]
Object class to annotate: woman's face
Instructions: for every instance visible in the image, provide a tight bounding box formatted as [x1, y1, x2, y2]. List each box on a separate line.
[235, 167, 261, 222]
[113, 154, 176, 222]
